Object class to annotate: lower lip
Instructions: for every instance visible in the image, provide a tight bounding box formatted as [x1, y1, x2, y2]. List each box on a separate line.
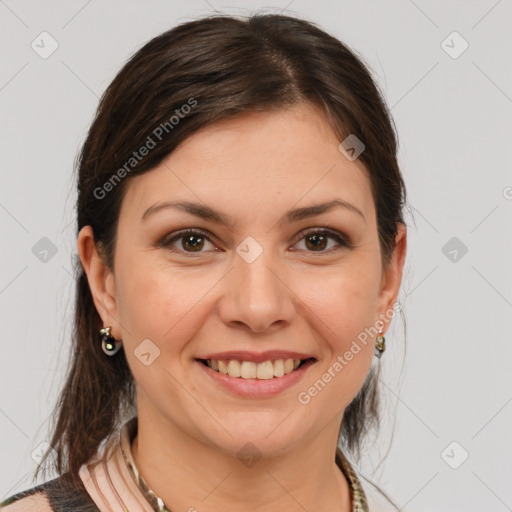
[196, 359, 316, 398]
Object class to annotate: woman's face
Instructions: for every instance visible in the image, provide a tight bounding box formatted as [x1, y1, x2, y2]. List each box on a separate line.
[80, 102, 406, 458]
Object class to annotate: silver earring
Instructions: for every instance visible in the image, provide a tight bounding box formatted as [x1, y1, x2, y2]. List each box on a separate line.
[99, 326, 122, 355]
[374, 328, 386, 358]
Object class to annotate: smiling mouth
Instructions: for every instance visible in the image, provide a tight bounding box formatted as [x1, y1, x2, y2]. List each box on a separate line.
[197, 358, 315, 379]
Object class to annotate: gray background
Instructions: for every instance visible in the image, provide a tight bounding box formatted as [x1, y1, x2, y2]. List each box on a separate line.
[1, 1, 511, 510]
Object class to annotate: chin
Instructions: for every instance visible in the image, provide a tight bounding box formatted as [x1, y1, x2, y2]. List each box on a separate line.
[200, 416, 309, 460]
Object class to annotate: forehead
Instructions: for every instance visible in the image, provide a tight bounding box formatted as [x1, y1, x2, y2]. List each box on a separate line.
[120, 103, 374, 227]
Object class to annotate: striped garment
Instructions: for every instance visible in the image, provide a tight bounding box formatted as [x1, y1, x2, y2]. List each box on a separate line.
[1, 416, 369, 511]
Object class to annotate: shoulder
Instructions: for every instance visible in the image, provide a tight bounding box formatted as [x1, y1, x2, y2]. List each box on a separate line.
[1, 473, 100, 512]
[0, 481, 51, 511]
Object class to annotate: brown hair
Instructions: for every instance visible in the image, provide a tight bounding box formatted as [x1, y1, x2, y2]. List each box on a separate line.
[36, 12, 407, 508]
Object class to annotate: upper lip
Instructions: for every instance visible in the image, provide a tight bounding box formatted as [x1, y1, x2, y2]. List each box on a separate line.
[196, 350, 316, 363]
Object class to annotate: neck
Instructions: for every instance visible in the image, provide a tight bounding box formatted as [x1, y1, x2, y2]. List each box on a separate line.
[130, 408, 352, 512]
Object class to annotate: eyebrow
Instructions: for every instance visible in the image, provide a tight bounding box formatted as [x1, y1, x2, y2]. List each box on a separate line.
[141, 198, 365, 226]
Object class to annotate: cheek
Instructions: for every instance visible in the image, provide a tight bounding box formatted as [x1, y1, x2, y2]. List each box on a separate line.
[292, 260, 379, 399]
[114, 264, 199, 393]
[114, 255, 217, 353]
[296, 257, 381, 340]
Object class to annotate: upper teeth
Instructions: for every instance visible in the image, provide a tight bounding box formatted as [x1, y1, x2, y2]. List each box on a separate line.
[207, 358, 302, 379]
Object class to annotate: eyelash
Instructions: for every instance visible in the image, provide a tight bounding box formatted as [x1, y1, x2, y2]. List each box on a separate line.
[160, 227, 351, 256]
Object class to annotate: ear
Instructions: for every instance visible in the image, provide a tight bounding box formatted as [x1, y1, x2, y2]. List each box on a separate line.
[77, 225, 120, 338]
[376, 222, 407, 333]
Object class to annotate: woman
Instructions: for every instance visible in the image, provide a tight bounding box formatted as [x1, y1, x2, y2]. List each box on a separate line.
[2, 12, 407, 512]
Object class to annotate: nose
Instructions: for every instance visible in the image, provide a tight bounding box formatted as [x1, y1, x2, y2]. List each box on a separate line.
[217, 249, 296, 334]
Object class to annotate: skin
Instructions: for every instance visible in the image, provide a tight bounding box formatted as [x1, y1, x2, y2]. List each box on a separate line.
[78, 101, 406, 512]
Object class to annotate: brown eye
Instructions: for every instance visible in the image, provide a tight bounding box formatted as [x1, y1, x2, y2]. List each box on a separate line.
[305, 233, 328, 251]
[161, 227, 349, 257]
[162, 229, 217, 254]
[294, 229, 349, 253]
[181, 233, 205, 252]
